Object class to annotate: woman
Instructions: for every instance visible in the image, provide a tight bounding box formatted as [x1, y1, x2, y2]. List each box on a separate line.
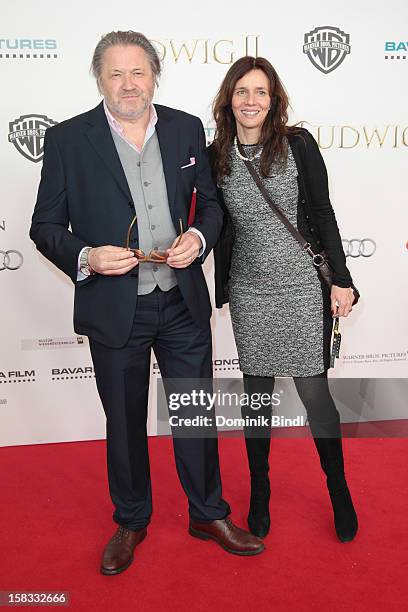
[209, 56, 358, 542]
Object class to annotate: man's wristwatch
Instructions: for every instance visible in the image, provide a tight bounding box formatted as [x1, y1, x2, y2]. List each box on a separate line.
[79, 247, 95, 277]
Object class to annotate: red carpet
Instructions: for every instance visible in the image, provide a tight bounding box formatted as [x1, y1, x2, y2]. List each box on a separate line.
[0, 437, 407, 611]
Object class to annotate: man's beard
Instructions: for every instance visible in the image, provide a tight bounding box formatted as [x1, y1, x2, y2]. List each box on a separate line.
[109, 92, 151, 120]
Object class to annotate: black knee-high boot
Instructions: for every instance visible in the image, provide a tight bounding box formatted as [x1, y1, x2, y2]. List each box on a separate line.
[313, 436, 358, 542]
[242, 375, 273, 538]
[244, 435, 271, 538]
[294, 374, 358, 543]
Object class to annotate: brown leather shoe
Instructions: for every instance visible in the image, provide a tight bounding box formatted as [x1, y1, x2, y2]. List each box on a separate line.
[100, 526, 147, 575]
[189, 517, 265, 556]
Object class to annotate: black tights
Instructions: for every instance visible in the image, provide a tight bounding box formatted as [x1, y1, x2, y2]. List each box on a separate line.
[242, 371, 341, 441]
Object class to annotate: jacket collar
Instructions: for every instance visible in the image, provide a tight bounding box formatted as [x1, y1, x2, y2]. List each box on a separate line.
[154, 105, 179, 212]
[84, 102, 132, 202]
[83, 102, 179, 212]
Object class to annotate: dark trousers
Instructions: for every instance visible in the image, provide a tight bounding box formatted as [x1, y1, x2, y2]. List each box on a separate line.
[89, 286, 230, 530]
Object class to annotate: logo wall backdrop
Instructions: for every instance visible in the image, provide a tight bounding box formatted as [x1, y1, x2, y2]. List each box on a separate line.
[1, 0, 407, 446]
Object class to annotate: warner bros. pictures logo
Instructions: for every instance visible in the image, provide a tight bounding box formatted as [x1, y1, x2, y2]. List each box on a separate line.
[303, 26, 351, 74]
[8, 114, 58, 162]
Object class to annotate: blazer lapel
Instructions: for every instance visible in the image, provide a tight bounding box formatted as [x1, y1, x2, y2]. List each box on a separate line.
[155, 105, 179, 213]
[84, 102, 132, 202]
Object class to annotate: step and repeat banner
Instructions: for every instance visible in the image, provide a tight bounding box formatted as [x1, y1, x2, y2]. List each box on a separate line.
[1, 1, 407, 445]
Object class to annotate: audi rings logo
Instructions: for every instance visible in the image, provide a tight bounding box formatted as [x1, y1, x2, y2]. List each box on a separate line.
[0, 250, 24, 270]
[342, 239, 376, 258]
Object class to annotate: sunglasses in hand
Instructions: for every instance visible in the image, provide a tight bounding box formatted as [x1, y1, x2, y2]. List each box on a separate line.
[125, 215, 184, 263]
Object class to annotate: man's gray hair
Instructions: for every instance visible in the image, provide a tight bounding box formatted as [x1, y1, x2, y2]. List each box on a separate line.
[91, 30, 161, 88]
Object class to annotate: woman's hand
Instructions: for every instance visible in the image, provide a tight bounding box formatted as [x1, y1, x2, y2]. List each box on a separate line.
[330, 285, 354, 317]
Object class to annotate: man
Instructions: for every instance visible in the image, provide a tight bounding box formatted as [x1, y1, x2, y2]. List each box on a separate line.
[30, 31, 264, 575]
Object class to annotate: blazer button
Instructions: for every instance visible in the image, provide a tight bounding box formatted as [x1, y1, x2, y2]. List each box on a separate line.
[310, 227, 315, 232]
[301, 199, 306, 204]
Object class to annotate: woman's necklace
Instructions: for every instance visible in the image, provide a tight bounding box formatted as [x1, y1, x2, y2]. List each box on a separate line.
[234, 136, 262, 162]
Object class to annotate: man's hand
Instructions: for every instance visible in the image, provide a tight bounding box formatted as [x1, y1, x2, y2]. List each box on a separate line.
[88, 246, 139, 275]
[166, 232, 202, 269]
[330, 285, 354, 317]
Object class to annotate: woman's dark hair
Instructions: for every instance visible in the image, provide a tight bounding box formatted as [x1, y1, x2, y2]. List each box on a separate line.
[212, 56, 299, 180]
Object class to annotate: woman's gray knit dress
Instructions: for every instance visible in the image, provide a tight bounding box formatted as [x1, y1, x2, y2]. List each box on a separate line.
[220, 143, 325, 377]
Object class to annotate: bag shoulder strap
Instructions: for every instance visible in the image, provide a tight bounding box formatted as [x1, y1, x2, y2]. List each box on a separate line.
[237, 141, 308, 250]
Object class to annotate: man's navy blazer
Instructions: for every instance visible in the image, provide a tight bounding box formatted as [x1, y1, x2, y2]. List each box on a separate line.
[30, 102, 223, 348]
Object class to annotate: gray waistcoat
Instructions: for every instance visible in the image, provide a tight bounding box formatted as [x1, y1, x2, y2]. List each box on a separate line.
[111, 129, 178, 295]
